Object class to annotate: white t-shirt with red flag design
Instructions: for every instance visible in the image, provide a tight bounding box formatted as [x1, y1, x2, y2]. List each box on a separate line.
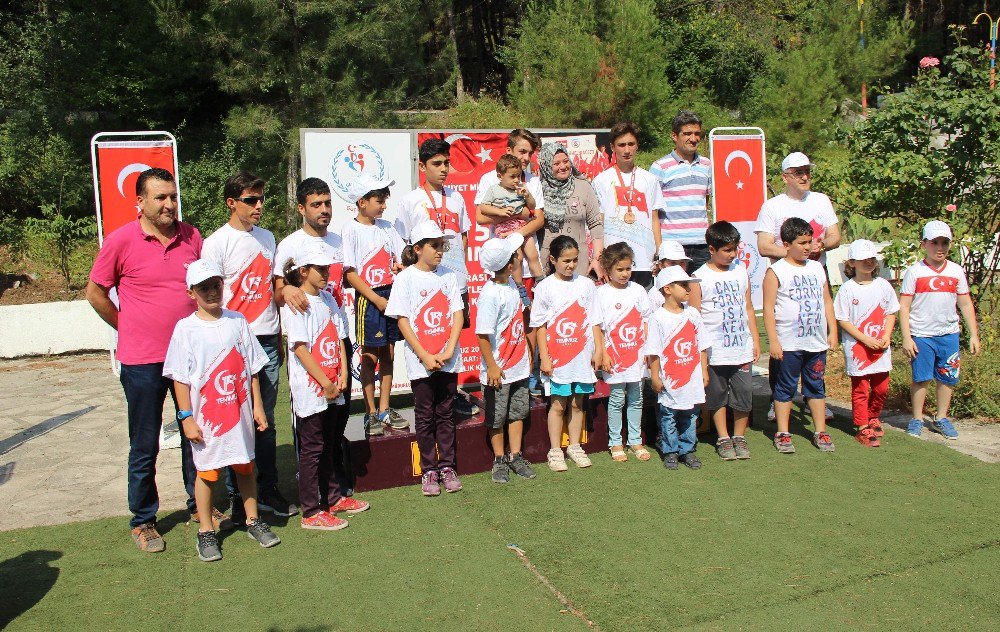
[163, 310, 268, 471]
[475, 278, 529, 385]
[693, 263, 755, 366]
[201, 224, 279, 336]
[385, 265, 465, 380]
[595, 281, 653, 383]
[754, 192, 838, 264]
[342, 218, 406, 290]
[282, 293, 349, 416]
[834, 278, 900, 376]
[396, 187, 471, 289]
[900, 259, 969, 337]
[274, 230, 347, 309]
[529, 274, 598, 388]
[593, 166, 667, 272]
[644, 306, 710, 410]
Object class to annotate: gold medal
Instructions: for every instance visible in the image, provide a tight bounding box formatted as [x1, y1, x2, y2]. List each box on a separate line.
[624, 209, 636, 224]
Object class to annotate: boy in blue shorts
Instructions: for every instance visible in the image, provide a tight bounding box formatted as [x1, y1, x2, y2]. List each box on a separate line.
[342, 174, 408, 436]
[899, 220, 981, 439]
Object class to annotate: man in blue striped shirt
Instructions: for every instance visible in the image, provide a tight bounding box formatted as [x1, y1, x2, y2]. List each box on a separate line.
[650, 111, 713, 271]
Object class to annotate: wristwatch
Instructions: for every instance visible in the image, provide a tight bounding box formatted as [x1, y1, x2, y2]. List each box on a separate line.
[176, 410, 193, 422]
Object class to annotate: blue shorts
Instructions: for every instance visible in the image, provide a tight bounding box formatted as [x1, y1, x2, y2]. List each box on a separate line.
[549, 381, 595, 397]
[773, 350, 826, 403]
[356, 285, 401, 348]
[911, 333, 960, 385]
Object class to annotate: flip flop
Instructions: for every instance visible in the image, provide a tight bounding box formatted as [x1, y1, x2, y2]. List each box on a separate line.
[610, 446, 628, 462]
[628, 445, 652, 461]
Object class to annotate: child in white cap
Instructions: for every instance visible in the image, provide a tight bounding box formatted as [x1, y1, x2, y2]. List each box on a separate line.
[834, 240, 899, 447]
[899, 220, 981, 439]
[163, 259, 279, 561]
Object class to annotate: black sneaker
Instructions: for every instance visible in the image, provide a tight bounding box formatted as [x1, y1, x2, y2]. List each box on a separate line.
[680, 453, 702, 469]
[508, 452, 536, 479]
[491, 457, 510, 484]
[229, 494, 247, 528]
[258, 488, 299, 517]
[364, 412, 384, 437]
[454, 393, 480, 418]
[196, 530, 222, 562]
[662, 453, 679, 470]
[246, 518, 281, 548]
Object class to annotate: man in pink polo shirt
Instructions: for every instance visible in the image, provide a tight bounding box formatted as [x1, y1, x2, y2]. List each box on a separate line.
[86, 167, 202, 553]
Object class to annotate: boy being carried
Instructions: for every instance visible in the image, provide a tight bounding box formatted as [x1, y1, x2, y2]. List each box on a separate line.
[762, 217, 838, 454]
[478, 154, 544, 284]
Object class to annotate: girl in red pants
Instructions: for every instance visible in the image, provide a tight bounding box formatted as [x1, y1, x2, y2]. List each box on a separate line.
[833, 240, 900, 447]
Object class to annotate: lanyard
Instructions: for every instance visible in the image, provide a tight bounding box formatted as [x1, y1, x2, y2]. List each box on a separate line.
[614, 166, 637, 206]
[422, 185, 447, 231]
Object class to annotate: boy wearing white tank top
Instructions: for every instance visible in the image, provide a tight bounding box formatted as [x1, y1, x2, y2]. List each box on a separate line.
[762, 217, 838, 454]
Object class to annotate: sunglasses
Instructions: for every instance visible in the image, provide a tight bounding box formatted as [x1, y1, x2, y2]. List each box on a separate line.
[784, 168, 810, 178]
[236, 195, 265, 206]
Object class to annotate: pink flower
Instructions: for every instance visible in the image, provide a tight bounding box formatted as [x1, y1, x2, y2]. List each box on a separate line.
[946, 204, 957, 213]
[919, 57, 940, 69]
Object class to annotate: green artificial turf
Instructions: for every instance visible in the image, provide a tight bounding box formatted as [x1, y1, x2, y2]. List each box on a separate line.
[3, 394, 999, 631]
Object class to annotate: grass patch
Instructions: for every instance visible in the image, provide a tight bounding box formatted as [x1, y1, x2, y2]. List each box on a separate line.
[2, 390, 999, 630]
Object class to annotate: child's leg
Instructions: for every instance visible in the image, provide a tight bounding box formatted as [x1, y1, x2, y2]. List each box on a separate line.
[433, 372, 459, 470]
[568, 393, 585, 446]
[295, 412, 324, 518]
[607, 383, 626, 447]
[711, 407, 730, 437]
[377, 345, 393, 413]
[511, 249, 525, 284]
[910, 381, 930, 420]
[232, 463, 260, 521]
[850, 375, 871, 427]
[522, 238, 543, 279]
[360, 346, 378, 414]
[733, 410, 750, 436]
[658, 406, 679, 454]
[806, 397, 827, 433]
[411, 376, 439, 473]
[801, 351, 828, 432]
[676, 408, 698, 455]
[506, 378, 529, 454]
[194, 474, 216, 531]
[319, 407, 343, 506]
[486, 383, 505, 457]
[624, 381, 644, 447]
[773, 351, 802, 434]
[936, 381, 955, 420]
[547, 395, 568, 450]
[868, 372, 890, 422]
[508, 420, 524, 454]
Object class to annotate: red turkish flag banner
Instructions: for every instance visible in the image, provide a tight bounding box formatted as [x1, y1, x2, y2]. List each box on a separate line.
[710, 134, 766, 223]
[94, 140, 177, 240]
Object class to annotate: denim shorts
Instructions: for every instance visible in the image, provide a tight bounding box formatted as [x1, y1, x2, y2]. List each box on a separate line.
[911, 333, 960, 385]
[773, 350, 826, 402]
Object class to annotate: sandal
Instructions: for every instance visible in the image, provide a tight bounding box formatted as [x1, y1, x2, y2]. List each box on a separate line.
[628, 445, 652, 461]
[610, 446, 628, 462]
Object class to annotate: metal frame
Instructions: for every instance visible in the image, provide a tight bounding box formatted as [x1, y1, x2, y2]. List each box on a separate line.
[707, 126, 767, 223]
[90, 131, 180, 245]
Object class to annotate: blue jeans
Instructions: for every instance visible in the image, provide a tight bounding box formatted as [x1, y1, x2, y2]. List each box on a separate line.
[227, 334, 281, 495]
[608, 381, 643, 447]
[657, 405, 698, 456]
[120, 363, 196, 528]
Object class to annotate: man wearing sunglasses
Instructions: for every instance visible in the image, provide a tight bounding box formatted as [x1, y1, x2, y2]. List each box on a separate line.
[202, 172, 297, 522]
[755, 152, 842, 422]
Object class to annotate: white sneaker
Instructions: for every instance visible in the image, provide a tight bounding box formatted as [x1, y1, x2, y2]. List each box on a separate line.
[767, 404, 776, 421]
[565, 444, 592, 468]
[547, 448, 568, 472]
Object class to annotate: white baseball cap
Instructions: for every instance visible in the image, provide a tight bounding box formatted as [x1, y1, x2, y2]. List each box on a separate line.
[847, 239, 883, 261]
[186, 259, 223, 288]
[656, 240, 691, 262]
[654, 266, 701, 290]
[346, 173, 395, 204]
[410, 219, 457, 244]
[922, 220, 953, 241]
[781, 152, 814, 172]
[293, 241, 337, 269]
[479, 234, 524, 273]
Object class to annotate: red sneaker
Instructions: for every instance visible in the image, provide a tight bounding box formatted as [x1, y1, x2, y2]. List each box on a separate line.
[856, 426, 881, 448]
[301, 511, 349, 531]
[868, 419, 885, 438]
[330, 496, 370, 515]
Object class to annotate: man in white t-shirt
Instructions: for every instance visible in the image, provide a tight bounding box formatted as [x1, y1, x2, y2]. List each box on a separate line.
[202, 172, 296, 519]
[274, 177, 354, 492]
[756, 152, 842, 421]
[593, 121, 666, 288]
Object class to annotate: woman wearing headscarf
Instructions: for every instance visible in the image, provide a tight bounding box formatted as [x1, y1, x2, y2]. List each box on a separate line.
[537, 143, 605, 279]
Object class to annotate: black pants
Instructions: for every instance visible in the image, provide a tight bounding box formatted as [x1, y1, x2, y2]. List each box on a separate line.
[295, 404, 346, 518]
[411, 371, 458, 473]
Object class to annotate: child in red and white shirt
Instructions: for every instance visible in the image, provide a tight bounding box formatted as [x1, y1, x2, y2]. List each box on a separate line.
[645, 266, 711, 471]
[834, 240, 899, 447]
[529, 235, 604, 472]
[385, 220, 466, 496]
[476, 234, 536, 483]
[163, 259, 278, 561]
[595, 242, 653, 462]
[899, 220, 981, 439]
[281, 243, 370, 531]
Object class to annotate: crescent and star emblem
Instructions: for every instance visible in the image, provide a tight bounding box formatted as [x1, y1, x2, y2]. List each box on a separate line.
[116, 163, 154, 197]
[724, 151, 753, 191]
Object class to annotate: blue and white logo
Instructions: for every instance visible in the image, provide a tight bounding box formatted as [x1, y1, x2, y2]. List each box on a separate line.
[330, 143, 386, 202]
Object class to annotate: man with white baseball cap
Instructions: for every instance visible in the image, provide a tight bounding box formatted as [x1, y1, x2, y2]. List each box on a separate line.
[755, 151, 842, 421]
